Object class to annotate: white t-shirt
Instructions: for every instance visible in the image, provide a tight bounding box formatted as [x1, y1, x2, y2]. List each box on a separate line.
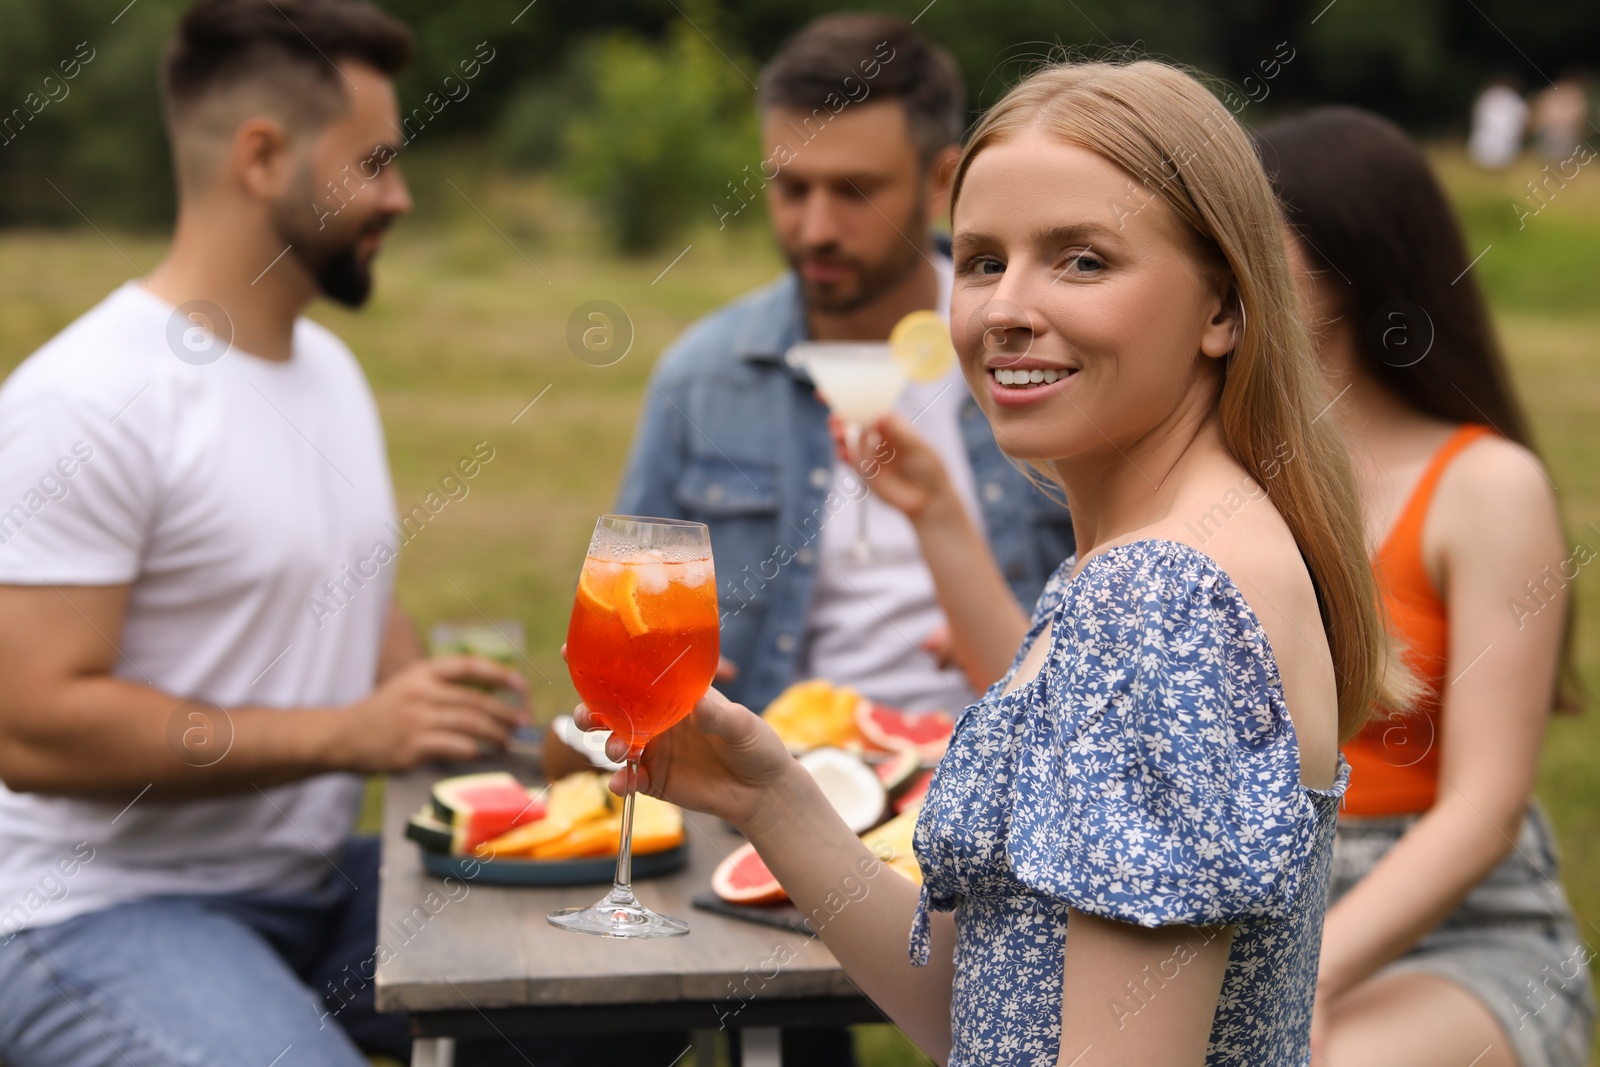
[800, 257, 985, 713]
[0, 283, 397, 934]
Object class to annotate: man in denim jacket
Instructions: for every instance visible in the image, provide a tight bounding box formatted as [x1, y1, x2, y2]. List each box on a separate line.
[617, 15, 1073, 722]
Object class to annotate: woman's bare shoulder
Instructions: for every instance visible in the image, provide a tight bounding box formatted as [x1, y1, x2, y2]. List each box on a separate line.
[1149, 477, 1340, 786]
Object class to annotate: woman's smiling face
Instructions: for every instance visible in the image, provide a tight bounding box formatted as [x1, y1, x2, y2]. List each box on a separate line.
[950, 130, 1239, 465]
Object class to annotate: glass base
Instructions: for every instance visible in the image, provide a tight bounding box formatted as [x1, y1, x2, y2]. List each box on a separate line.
[547, 887, 690, 939]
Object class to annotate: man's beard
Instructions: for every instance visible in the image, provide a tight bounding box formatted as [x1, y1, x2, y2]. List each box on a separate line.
[271, 174, 389, 309]
[785, 204, 929, 316]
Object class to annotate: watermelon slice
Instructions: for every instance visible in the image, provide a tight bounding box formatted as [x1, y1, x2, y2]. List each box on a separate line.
[711, 842, 789, 905]
[893, 769, 935, 814]
[856, 703, 954, 763]
[873, 748, 921, 795]
[430, 772, 546, 854]
[405, 806, 454, 854]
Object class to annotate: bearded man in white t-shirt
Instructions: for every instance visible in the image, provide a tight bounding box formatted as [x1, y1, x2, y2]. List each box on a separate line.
[0, 2, 527, 1064]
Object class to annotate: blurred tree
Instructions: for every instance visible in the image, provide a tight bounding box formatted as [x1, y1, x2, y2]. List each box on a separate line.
[0, 0, 1596, 232]
[555, 13, 760, 252]
[0, 0, 181, 228]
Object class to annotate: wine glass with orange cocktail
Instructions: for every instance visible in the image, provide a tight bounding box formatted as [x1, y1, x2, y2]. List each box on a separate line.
[549, 515, 720, 938]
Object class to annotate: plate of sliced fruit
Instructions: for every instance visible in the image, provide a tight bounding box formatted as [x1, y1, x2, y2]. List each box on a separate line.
[760, 678, 950, 817]
[693, 690, 937, 930]
[406, 769, 688, 886]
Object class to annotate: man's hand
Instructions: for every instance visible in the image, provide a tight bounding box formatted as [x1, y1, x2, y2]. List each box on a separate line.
[330, 655, 526, 772]
[920, 623, 958, 670]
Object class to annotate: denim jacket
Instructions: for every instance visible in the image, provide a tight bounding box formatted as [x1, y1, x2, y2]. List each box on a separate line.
[615, 272, 1075, 713]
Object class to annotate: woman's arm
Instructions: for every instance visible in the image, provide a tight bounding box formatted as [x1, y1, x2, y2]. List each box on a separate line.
[1316, 439, 1565, 1001]
[741, 752, 961, 1060]
[1061, 912, 1234, 1066]
[583, 690, 960, 1061]
[839, 413, 1031, 687]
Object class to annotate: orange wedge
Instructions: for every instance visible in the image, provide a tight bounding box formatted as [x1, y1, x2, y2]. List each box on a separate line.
[474, 816, 574, 858]
[531, 816, 622, 860]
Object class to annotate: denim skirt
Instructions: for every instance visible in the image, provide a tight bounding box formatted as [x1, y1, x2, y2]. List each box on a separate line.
[1329, 802, 1596, 1067]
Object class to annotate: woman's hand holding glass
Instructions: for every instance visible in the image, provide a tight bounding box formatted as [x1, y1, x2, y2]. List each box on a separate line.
[577, 687, 803, 838]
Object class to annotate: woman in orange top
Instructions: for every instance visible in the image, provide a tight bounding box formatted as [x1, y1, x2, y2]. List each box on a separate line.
[1257, 108, 1593, 1067]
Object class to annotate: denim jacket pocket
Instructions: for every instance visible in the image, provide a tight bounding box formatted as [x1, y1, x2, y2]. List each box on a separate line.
[672, 457, 780, 518]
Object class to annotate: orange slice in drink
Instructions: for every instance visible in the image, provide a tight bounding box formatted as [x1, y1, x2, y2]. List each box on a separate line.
[576, 566, 614, 616]
[615, 570, 652, 637]
[578, 564, 649, 637]
[890, 309, 955, 383]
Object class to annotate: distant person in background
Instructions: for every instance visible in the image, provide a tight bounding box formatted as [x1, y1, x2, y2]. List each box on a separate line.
[1530, 76, 1589, 162]
[0, 1, 531, 1064]
[1256, 107, 1595, 1067]
[616, 14, 1073, 726]
[1468, 77, 1528, 169]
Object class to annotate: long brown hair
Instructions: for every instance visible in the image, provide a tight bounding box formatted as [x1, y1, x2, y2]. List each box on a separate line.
[951, 61, 1397, 741]
[1254, 106, 1581, 712]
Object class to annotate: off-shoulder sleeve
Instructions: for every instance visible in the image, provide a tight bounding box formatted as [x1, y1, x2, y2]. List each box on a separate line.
[1005, 542, 1324, 928]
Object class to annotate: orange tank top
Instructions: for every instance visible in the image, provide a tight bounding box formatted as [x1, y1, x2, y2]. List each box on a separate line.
[1342, 424, 1493, 817]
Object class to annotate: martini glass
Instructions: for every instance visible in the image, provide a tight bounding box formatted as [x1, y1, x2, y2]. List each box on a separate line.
[788, 342, 909, 560]
[550, 516, 719, 938]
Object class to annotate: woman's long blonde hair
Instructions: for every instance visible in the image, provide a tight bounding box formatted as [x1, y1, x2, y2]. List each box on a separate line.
[953, 59, 1398, 741]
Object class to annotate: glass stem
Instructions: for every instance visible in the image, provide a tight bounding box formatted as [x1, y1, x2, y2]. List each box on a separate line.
[849, 422, 871, 560]
[612, 757, 639, 898]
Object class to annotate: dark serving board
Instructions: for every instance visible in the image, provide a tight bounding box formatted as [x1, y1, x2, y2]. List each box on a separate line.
[419, 843, 689, 886]
[691, 890, 816, 936]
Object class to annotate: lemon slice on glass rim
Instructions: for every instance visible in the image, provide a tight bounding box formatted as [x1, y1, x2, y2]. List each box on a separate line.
[889, 309, 956, 383]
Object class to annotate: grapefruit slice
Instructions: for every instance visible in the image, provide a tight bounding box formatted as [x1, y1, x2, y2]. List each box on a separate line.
[712, 841, 789, 905]
[890, 309, 956, 383]
[797, 747, 886, 833]
[430, 772, 547, 854]
[857, 703, 954, 762]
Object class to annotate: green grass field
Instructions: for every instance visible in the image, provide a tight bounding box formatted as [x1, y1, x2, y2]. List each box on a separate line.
[0, 146, 1594, 1064]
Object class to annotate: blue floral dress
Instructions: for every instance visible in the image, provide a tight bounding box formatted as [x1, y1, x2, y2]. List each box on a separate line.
[911, 539, 1349, 1066]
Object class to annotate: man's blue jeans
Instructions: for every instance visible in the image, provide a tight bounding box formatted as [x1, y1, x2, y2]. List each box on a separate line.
[0, 837, 697, 1067]
[0, 837, 408, 1066]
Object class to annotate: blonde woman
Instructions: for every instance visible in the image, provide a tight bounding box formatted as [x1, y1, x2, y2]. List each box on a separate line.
[584, 60, 1391, 1065]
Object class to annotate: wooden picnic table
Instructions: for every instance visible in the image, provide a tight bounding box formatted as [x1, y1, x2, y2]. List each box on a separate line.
[373, 751, 887, 1066]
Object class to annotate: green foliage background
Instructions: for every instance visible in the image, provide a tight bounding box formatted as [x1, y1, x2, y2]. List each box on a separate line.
[2, 0, 1596, 243]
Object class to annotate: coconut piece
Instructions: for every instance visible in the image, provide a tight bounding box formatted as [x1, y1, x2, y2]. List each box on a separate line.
[797, 747, 886, 833]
